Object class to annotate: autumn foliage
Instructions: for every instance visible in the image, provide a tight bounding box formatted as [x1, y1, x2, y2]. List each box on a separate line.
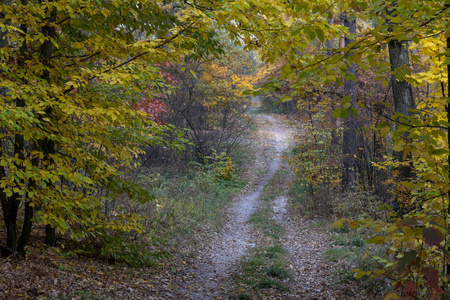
[0, 0, 450, 299]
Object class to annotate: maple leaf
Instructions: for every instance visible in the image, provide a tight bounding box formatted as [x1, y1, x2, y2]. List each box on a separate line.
[405, 281, 416, 298]
[422, 267, 442, 294]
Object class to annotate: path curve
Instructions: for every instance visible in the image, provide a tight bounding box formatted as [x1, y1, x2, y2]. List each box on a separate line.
[176, 114, 293, 299]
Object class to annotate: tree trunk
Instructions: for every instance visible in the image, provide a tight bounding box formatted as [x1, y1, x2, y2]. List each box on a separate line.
[40, 6, 58, 247]
[327, 15, 340, 146]
[45, 225, 56, 247]
[445, 36, 450, 276]
[18, 141, 39, 254]
[0, 0, 11, 256]
[1, 0, 28, 256]
[388, 39, 415, 181]
[385, 2, 415, 184]
[373, 102, 386, 197]
[342, 13, 358, 192]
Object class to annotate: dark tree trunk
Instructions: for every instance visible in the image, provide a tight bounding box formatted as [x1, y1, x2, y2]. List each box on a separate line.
[1, 0, 28, 256]
[373, 102, 386, 197]
[45, 225, 56, 247]
[342, 13, 358, 192]
[327, 15, 340, 146]
[385, 2, 415, 184]
[17, 141, 39, 254]
[40, 6, 58, 247]
[0, 1, 9, 256]
[388, 39, 415, 180]
[445, 36, 450, 276]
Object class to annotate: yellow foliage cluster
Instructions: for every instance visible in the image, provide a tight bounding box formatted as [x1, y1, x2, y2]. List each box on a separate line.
[200, 62, 254, 111]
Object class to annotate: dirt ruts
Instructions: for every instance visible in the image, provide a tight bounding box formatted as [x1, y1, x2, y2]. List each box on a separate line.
[168, 113, 339, 300]
[171, 114, 293, 299]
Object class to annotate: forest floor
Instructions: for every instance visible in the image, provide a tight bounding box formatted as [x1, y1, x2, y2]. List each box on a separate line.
[0, 112, 373, 299]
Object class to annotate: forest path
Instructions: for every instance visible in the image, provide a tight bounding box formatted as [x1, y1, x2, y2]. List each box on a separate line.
[170, 113, 293, 299]
[165, 112, 339, 299]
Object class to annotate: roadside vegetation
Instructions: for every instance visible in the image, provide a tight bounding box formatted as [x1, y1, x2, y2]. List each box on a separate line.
[285, 116, 391, 299]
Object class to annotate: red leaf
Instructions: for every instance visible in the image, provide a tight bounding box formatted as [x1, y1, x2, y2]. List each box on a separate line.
[422, 267, 442, 293]
[405, 281, 416, 298]
[423, 227, 444, 246]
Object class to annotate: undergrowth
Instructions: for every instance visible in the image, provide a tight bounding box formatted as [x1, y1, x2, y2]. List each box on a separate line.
[288, 139, 390, 299]
[54, 152, 247, 267]
[138, 165, 246, 251]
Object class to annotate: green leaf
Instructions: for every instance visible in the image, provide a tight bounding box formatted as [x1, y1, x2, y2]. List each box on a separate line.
[342, 96, 351, 103]
[397, 250, 417, 272]
[378, 121, 389, 128]
[291, 27, 302, 36]
[189, 69, 198, 79]
[355, 270, 366, 279]
[393, 144, 404, 152]
[381, 126, 390, 137]
[333, 108, 341, 118]
[316, 29, 324, 42]
[366, 236, 385, 244]
[280, 96, 292, 103]
[432, 149, 448, 155]
[340, 108, 350, 118]
[332, 219, 346, 228]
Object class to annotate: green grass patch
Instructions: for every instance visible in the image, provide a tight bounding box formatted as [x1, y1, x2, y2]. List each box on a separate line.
[266, 264, 290, 278]
[137, 169, 246, 249]
[229, 293, 252, 300]
[237, 245, 291, 292]
[248, 212, 285, 239]
[323, 226, 391, 297]
[257, 277, 289, 291]
[265, 244, 288, 257]
[324, 247, 353, 262]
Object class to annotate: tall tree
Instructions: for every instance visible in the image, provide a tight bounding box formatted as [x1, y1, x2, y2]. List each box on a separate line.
[386, 4, 416, 182]
[341, 12, 358, 192]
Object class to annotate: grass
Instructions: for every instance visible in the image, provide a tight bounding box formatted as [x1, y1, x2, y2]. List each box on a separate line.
[324, 247, 353, 262]
[257, 277, 289, 291]
[230, 294, 252, 300]
[254, 167, 268, 177]
[248, 212, 285, 239]
[237, 245, 291, 290]
[265, 244, 288, 257]
[318, 224, 389, 297]
[138, 169, 246, 245]
[266, 264, 291, 278]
